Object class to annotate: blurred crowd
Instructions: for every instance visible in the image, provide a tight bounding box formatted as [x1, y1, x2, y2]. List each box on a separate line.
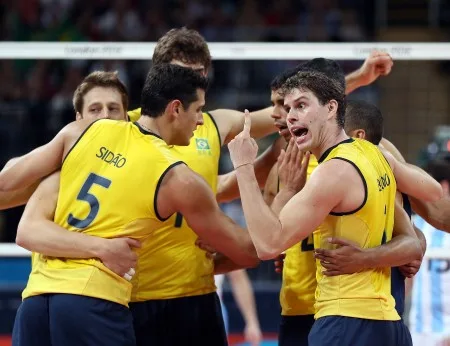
[0, 0, 370, 247]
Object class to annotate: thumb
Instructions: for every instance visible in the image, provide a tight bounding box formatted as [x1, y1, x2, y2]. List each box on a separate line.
[125, 238, 142, 249]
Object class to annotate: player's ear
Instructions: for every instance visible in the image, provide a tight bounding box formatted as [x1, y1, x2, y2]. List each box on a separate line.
[75, 112, 83, 120]
[354, 129, 366, 140]
[167, 100, 182, 121]
[327, 100, 338, 119]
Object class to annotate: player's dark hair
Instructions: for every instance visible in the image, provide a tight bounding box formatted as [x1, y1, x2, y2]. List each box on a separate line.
[425, 158, 450, 183]
[271, 58, 345, 91]
[281, 70, 346, 129]
[73, 71, 128, 114]
[152, 27, 211, 72]
[140, 64, 209, 118]
[344, 100, 384, 145]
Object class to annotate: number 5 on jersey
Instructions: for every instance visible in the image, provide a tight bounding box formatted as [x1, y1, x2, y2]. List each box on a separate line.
[67, 173, 111, 229]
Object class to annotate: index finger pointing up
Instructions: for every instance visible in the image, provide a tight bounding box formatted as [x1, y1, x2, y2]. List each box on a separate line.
[243, 109, 251, 136]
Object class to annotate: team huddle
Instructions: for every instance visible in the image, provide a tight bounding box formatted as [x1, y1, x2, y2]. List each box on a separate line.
[0, 27, 449, 346]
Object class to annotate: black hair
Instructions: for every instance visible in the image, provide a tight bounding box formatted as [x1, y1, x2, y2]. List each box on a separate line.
[344, 100, 384, 145]
[271, 58, 345, 91]
[140, 64, 209, 117]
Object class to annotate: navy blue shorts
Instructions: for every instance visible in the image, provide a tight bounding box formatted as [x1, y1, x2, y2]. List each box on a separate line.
[12, 295, 51, 346]
[130, 292, 227, 346]
[278, 314, 315, 346]
[308, 316, 412, 346]
[12, 294, 135, 346]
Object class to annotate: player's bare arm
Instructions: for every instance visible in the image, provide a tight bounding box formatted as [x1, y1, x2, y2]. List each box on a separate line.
[382, 149, 443, 202]
[15, 171, 140, 277]
[157, 163, 259, 267]
[315, 199, 423, 276]
[345, 51, 393, 94]
[381, 137, 449, 231]
[236, 158, 357, 260]
[410, 196, 450, 233]
[216, 135, 285, 203]
[0, 118, 95, 192]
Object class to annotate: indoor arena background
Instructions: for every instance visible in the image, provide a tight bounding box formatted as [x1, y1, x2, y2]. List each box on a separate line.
[1, 1, 450, 345]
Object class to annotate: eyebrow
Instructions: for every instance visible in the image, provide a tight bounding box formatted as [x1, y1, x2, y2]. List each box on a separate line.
[88, 101, 121, 107]
[291, 96, 310, 103]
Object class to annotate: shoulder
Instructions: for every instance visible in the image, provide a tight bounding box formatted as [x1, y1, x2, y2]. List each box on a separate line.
[127, 108, 141, 122]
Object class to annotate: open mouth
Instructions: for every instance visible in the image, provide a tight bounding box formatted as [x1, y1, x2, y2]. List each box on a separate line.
[292, 127, 308, 138]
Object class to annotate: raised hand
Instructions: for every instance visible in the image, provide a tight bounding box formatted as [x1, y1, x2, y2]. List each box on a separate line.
[228, 110, 259, 170]
[278, 138, 310, 194]
[357, 50, 394, 87]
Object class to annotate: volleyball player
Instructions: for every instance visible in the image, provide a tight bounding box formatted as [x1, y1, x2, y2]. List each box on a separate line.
[228, 68, 440, 345]
[5, 64, 259, 346]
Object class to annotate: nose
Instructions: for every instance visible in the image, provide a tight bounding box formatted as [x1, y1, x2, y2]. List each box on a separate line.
[196, 112, 204, 126]
[271, 111, 281, 120]
[287, 109, 297, 124]
[98, 109, 110, 119]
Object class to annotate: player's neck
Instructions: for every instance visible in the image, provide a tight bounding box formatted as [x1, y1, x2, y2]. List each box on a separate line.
[137, 117, 175, 145]
[313, 128, 349, 162]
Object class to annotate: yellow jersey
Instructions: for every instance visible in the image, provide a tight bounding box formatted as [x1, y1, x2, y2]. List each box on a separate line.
[22, 120, 183, 307]
[128, 109, 222, 301]
[279, 155, 318, 316]
[313, 138, 399, 321]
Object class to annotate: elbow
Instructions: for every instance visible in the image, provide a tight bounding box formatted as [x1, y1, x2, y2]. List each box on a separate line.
[426, 184, 444, 202]
[16, 222, 33, 250]
[410, 239, 424, 263]
[256, 245, 281, 261]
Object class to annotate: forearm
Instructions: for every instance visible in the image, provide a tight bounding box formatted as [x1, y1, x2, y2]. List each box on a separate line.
[410, 196, 450, 233]
[395, 162, 442, 202]
[364, 235, 422, 268]
[0, 180, 40, 210]
[236, 165, 283, 259]
[228, 270, 260, 326]
[271, 188, 296, 216]
[16, 220, 105, 259]
[345, 69, 364, 95]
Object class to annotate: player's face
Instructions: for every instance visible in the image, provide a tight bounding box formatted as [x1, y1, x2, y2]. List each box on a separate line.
[77, 87, 127, 121]
[170, 59, 207, 77]
[177, 89, 205, 145]
[270, 90, 291, 141]
[284, 88, 328, 152]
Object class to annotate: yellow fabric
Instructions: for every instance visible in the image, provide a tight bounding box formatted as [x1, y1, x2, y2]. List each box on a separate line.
[279, 155, 318, 315]
[128, 110, 222, 301]
[313, 138, 399, 321]
[23, 120, 183, 307]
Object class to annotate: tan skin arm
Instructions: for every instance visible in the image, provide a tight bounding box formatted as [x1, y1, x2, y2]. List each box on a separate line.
[381, 138, 450, 232]
[0, 118, 95, 192]
[382, 149, 443, 202]
[157, 164, 259, 267]
[235, 159, 359, 260]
